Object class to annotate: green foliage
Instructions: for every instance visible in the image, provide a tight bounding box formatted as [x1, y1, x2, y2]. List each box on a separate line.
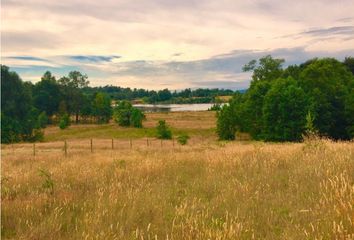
[216, 93, 245, 140]
[208, 103, 222, 111]
[131, 108, 145, 128]
[38, 168, 54, 195]
[33, 72, 61, 117]
[298, 58, 353, 139]
[59, 113, 70, 129]
[344, 89, 354, 138]
[157, 88, 172, 102]
[216, 105, 236, 140]
[243, 81, 271, 139]
[114, 101, 132, 126]
[304, 111, 317, 135]
[58, 71, 89, 123]
[92, 92, 112, 123]
[58, 100, 67, 116]
[343, 56, 354, 75]
[262, 78, 308, 141]
[113, 101, 145, 128]
[217, 56, 354, 141]
[27, 129, 44, 142]
[156, 120, 172, 139]
[37, 111, 48, 128]
[243, 55, 284, 82]
[82, 86, 234, 104]
[1, 65, 41, 143]
[177, 133, 190, 145]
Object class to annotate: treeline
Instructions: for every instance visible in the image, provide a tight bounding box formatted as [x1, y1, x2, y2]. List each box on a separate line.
[1, 65, 233, 143]
[217, 56, 354, 141]
[1, 66, 115, 143]
[82, 86, 235, 103]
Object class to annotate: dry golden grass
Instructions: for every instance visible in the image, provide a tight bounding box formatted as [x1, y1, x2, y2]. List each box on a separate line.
[143, 111, 216, 129]
[2, 138, 354, 239]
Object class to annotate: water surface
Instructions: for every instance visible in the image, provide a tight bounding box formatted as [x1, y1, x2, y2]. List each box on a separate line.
[133, 103, 215, 112]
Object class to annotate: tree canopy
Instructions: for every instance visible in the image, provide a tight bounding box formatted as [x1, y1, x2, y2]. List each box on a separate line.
[217, 56, 354, 141]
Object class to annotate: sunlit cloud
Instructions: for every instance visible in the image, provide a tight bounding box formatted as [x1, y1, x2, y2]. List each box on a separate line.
[2, 0, 354, 89]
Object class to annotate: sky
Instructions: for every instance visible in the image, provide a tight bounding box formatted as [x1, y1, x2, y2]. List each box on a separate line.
[1, 0, 354, 90]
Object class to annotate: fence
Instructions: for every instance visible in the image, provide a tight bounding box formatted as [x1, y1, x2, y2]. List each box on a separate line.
[1, 137, 192, 157]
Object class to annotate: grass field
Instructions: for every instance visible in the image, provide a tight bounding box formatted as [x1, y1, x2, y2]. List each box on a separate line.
[1, 111, 354, 239]
[44, 111, 217, 142]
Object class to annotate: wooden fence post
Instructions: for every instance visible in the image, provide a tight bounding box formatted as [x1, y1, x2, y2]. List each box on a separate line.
[130, 138, 132, 149]
[64, 140, 67, 157]
[146, 138, 149, 147]
[33, 143, 36, 156]
[90, 139, 93, 153]
[112, 138, 114, 150]
[160, 139, 163, 148]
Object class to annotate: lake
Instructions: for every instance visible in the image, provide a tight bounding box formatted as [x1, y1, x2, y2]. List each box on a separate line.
[133, 103, 215, 112]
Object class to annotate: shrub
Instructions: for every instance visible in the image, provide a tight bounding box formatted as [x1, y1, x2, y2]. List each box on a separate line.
[208, 103, 222, 111]
[156, 120, 172, 139]
[59, 113, 70, 129]
[131, 108, 145, 128]
[216, 104, 236, 140]
[177, 133, 190, 145]
[113, 101, 145, 128]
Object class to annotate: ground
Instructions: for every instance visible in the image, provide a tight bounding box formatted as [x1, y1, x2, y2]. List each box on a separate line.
[1, 111, 354, 239]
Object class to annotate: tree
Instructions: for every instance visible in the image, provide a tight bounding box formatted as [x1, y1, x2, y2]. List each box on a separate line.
[38, 111, 49, 128]
[59, 114, 70, 129]
[113, 101, 145, 127]
[344, 88, 354, 138]
[156, 120, 172, 139]
[130, 108, 145, 128]
[262, 78, 308, 141]
[343, 56, 354, 75]
[1, 65, 40, 143]
[299, 58, 354, 139]
[157, 89, 172, 102]
[92, 92, 112, 123]
[58, 71, 89, 123]
[216, 92, 244, 140]
[242, 81, 271, 139]
[113, 101, 133, 126]
[216, 104, 237, 140]
[33, 71, 61, 119]
[243, 55, 284, 82]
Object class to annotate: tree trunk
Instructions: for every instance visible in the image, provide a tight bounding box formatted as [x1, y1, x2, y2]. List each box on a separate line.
[75, 112, 79, 124]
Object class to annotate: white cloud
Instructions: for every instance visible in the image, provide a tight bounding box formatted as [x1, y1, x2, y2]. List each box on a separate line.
[2, 0, 354, 89]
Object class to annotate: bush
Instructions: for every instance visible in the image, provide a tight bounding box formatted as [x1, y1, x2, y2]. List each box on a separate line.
[177, 133, 190, 145]
[208, 103, 222, 111]
[113, 101, 145, 128]
[131, 108, 145, 128]
[38, 111, 48, 128]
[156, 120, 172, 139]
[59, 114, 70, 129]
[216, 104, 236, 140]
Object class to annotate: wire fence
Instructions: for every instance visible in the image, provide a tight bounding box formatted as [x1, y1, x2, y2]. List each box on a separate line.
[1, 137, 197, 157]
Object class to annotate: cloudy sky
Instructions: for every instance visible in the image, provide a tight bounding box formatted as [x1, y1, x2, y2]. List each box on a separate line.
[2, 0, 354, 90]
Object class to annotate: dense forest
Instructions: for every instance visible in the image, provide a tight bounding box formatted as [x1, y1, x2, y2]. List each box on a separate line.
[217, 56, 354, 141]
